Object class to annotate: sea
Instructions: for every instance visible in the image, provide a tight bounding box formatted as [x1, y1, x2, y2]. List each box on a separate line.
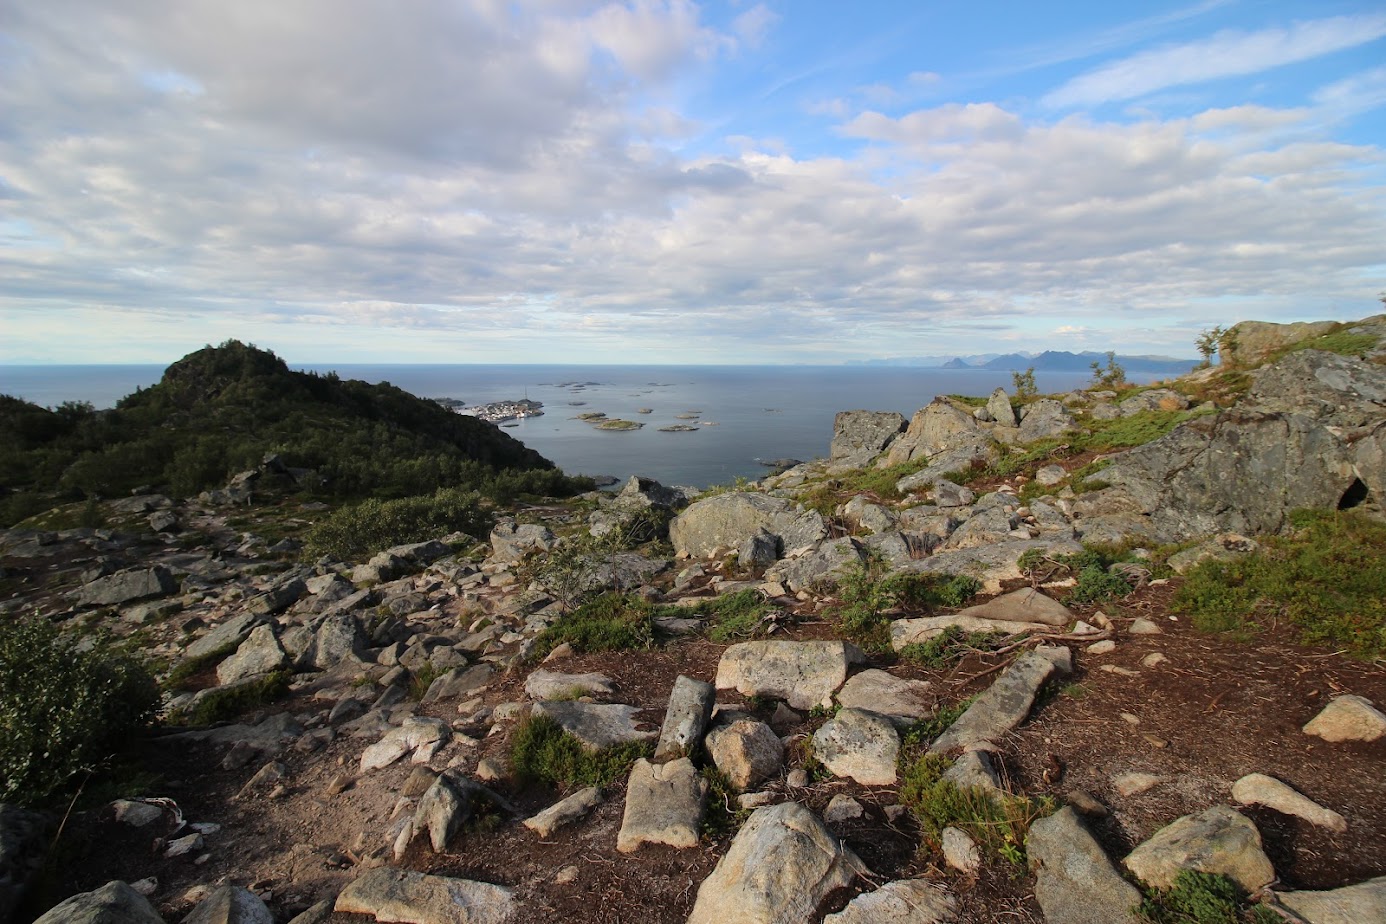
[0, 364, 1153, 488]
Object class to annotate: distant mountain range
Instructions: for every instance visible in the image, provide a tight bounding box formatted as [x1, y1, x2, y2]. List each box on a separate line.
[850, 350, 1198, 374]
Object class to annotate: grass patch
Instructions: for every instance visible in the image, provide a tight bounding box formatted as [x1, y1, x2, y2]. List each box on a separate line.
[1283, 329, 1379, 359]
[828, 560, 979, 653]
[898, 626, 1006, 667]
[180, 670, 292, 726]
[530, 592, 655, 661]
[1172, 509, 1386, 658]
[302, 487, 493, 561]
[509, 713, 652, 789]
[795, 457, 937, 515]
[1018, 545, 1148, 605]
[1137, 869, 1279, 924]
[700, 766, 751, 838]
[409, 663, 442, 701]
[697, 590, 776, 643]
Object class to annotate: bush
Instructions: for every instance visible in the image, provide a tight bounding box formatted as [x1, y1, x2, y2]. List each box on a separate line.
[1137, 869, 1277, 924]
[898, 625, 1004, 667]
[0, 619, 160, 806]
[698, 590, 775, 643]
[509, 713, 651, 789]
[303, 487, 492, 560]
[530, 593, 655, 661]
[183, 670, 292, 725]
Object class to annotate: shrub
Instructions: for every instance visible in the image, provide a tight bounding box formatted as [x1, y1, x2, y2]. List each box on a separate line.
[509, 713, 651, 789]
[700, 766, 751, 837]
[898, 625, 1004, 667]
[1172, 509, 1386, 658]
[1136, 869, 1277, 924]
[530, 593, 655, 661]
[182, 670, 292, 725]
[303, 487, 492, 560]
[698, 590, 775, 643]
[0, 619, 160, 806]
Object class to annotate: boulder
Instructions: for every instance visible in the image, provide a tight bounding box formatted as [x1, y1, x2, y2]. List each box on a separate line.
[812, 708, 900, 786]
[830, 411, 907, 465]
[76, 566, 177, 607]
[1017, 399, 1077, 442]
[929, 647, 1072, 754]
[531, 702, 655, 751]
[614, 476, 688, 511]
[245, 577, 308, 617]
[653, 676, 715, 762]
[488, 518, 556, 565]
[1231, 773, 1347, 832]
[215, 625, 289, 686]
[303, 612, 366, 671]
[941, 750, 1002, 793]
[616, 758, 705, 853]
[939, 508, 1019, 550]
[894, 443, 998, 494]
[334, 868, 513, 924]
[360, 717, 450, 772]
[1222, 318, 1338, 366]
[1302, 695, 1386, 743]
[715, 640, 863, 711]
[891, 540, 1083, 595]
[184, 886, 273, 924]
[1278, 876, 1386, 924]
[685, 802, 864, 924]
[422, 664, 494, 704]
[955, 588, 1073, 627]
[834, 670, 932, 727]
[822, 879, 957, 924]
[738, 529, 780, 568]
[986, 388, 1017, 427]
[765, 537, 867, 593]
[705, 719, 783, 792]
[31, 881, 165, 924]
[1027, 807, 1142, 924]
[670, 493, 826, 560]
[523, 670, 615, 702]
[1118, 389, 1189, 417]
[881, 400, 989, 468]
[1122, 805, 1274, 893]
[523, 787, 601, 838]
[413, 774, 471, 852]
[931, 481, 975, 509]
[840, 496, 898, 536]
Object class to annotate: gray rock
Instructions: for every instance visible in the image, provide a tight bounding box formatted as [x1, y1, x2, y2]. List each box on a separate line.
[715, 640, 863, 711]
[616, 758, 705, 853]
[31, 881, 165, 924]
[943, 826, 982, 875]
[706, 719, 783, 792]
[823, 795, 863, 824]
[215, 624, 289, 685]
[360, 717, 450, 772]
[1123, 805, 1274, 893]
[184, 886, 273, 924]
[1166, 533, 1260, 574]
[894, 443, 998, 495]
[1119, 389, 1189, 416]
[531, 702, 655, 751]
[1278, 876, 1386, 924]
[812, 708, 900, 786]
[422, 664, 495, 704]
[614, 476, 689, 512]
[334, 867, 513, 924]
[670, 493, 826, 559]
[1017, 399, 1078, 442]
[304, 612, 366, 671]
[352, 552, 409, 585]
[1035, 464, 1067, 486]
[1303, 695, 1386, 743]
[940, 507, 1019, 550]
[881, 399, 990, 468]
[929, 647, 1071, 754]
[413, 774, 471, 852]
[890, 614, 1049, 650]
[941, 750, 1002, 793]
[766, 537, 867, 593]
[932, 481, 975, 508]
[987, 388, 1017, 428]
[75, 566, 177, 607]
[1231, 774, 1347, 832]
[835, 670, 932, 727]
[523, 670, 615, 701]
[830, 411, 907, 463]
[686, 802, 864, 924]
[1028, 807, 1142, 924]
[488, 518, 556, 565]
[739, 529, 781, 568]
[1222, 318, 1338, 366]
[245, 577, 307, 617]
[654, 675, 715, 762]
[840, 496, 898, 536]
[523, 787, 602, 838]
[955, 588, 1073, 626]
[823, 879, 957, 924]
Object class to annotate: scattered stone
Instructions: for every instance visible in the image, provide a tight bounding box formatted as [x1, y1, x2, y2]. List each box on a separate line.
[738, 792, 775, 810]
[715, 640, 862, 710]
[1129, 618, 1162, 635]
[1141, 653, 1168, 668]
[31, 881, 165, 924]
[1066, 790, 1108, 817]
[413, 774, 471, 852]
[185, 886, 274, 924]
[786, 769, 809, 789]
[891, 614, 1048, 649]
[1278, 876, 1386, 924]
[216, 625, 290, 686]
[1099, 665, 1139, 677]
[334, 867, 514, 924]
[129, 879, 157, 897]
[1086, 640, 1116, 655]
[360, 717, 450, 772]
[76, 566, 177, 607]
[474, 759, 504, 782]
[823, 879, 957, 924]
[956, 588, 1074, 627]
[111, 799, 165, 827]
[812, 708, 900, 786]
[1028, 807, 1142, 924]
[823, 795, 864, 824]
[929, 648, 1071, 754]
[524, 787, 602, 838]
[616, 758, 706, 853]
[705, 719, 784, 792]
[422, 664, 495, 704]
[1231, 774, 1347, 833]
[402, 767, 439, 799]
[686, 802, 864, 924]
[943, 827, 982, 875]
[164, 832, 204, 858]
[834, 670, 932, 727]
[531, 702, 655, 751]
[1303, 695, 1386, 743]
[1113, 772, 1164, 797]
[1123, 805, 1275, 892]
[941, 750, 1002, 794]
[670, 492, 826, 560]
[653, 675, 715, 762]
[523, 670, 615, 701]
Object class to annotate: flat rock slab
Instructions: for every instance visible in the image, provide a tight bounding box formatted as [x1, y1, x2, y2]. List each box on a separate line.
[423, 664, 495, 704]
[523, 670, 615, 701]
[186, 612, 262, 661]
[891, 615, 1048, 650]
[813, 708, 900, 786]
[706, 719, 784, 792]
[715, 640, 863, 711]
[956, 588, 1073, 626]
[1232, 773, 1347, 832]
[524, 786, 602, 838]
[1303, 695, 1386, 743]
[835, 669, 932, 726]
[686, 802, 864, 924]
[361, 718, 450, 772]
[531, 702, 655, 751]
[185, 886, 273, 924]
[653, 675, 715, 761]
[822, 879, 957, 924]
[32, 881, 165, 924]
[76, 566, 177, 607]
[1027, 807, 1142, 924]
[616, 758, 705, 852]
[216, 624, 289, 686]
[1278, 875, 1386, 924]
[335, 868, 514, 924]
[928, 647, 1071, 754]
[1123, 805, 1274, 893]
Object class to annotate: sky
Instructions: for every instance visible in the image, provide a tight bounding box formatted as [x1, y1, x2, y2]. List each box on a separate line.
[2, 1, 1385, 365]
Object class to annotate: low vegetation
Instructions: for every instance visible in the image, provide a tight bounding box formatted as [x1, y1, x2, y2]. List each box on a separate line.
[1173, 509, 1386, 659]
[302, 487, 492, 561]
[529, 593, 656, 661]
[178, 670, 293, 726]
[0, 619, 160, 806]
[898, 625, 1005, 667]
[1136, 869, 1279, 924]
[698, 590, 777, 643]
[830, 559, 981, 652]
[508, 713, 652, 789]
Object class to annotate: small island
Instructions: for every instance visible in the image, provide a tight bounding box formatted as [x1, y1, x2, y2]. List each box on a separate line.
[659, 424, 698, 432]
[595, 419, 643, 431]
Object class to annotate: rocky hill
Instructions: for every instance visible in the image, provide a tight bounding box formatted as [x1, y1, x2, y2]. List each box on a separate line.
[2, 316, 1385, 924]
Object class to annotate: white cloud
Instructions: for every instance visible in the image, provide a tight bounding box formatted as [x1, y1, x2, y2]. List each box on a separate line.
[1044, 14, 1386, 108]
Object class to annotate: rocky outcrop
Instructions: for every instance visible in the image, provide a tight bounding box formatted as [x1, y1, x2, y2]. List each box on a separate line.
[670, 493, 826, 560]
[715, 640, 863, 711]
[334, 868, 514, 924]
[830, 411, 907, 468]
[1222, 319, 1338, 366]
[880, 400, 993, 469]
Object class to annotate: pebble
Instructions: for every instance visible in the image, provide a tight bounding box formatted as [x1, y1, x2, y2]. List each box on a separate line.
[942, 826, 982, 874]
[1141, 653, 1168, 668]
[1099, 664, 1139, 677]
[555, 866, 579, 884]
[1113, 772, 1164, 796]
[786, 769, 809, 788]
[1065, 790, 1108, 817]
[1120, 713, 1140, 725]
[1129, 618, 1162, 635]
[1087, 640, 1117, 655]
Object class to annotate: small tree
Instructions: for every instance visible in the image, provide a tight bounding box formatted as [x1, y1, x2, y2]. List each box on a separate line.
[1011, 367, 1038, 400]
[1195, 326, 1225, 368]
[1089, 352, 1127, 388]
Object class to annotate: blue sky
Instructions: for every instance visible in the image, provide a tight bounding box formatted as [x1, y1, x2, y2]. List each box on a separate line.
[2, 0, 1384, 364]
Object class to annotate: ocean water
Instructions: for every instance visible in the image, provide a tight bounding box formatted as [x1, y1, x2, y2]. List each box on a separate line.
[0, 363, 1122, 487]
